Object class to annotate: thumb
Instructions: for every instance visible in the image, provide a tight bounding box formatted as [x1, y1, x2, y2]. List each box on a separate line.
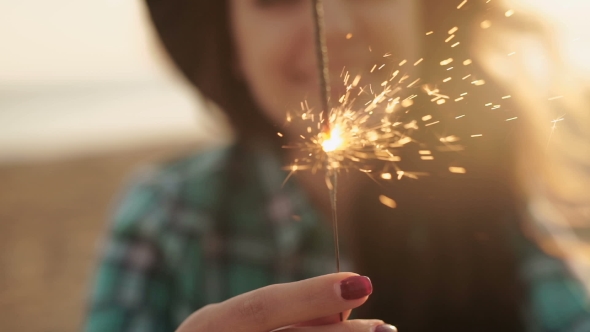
[295, 310, 353, 327]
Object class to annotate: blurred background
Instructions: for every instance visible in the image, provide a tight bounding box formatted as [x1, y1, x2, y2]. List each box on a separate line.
[0, 1, 228, 331]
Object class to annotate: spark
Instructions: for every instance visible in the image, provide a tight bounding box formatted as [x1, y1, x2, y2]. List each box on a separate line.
[441, 58, 454, 65]
[440, 135, 460, 143]
[505, 9, 515, 17]
[463, 59, 472, 65]
[414, 58, 424, 66]
[506, 117, 518, 121]
[481, 20, 492, 29]
[401, 98, 414, 107]
[425, 121, 440, 126]
[277, 132, 284, 137]
[457, 0, 467, 9]
[379, 195, 397, 209]
[407, 78, 421, 88]
[451, 42, 461, 48]
[352, 75, 362, 87]
[426, 31, 434, 35]
[456, 115, 466, 119]
[346, 33, 353, 39]
[449, 167, 467, 174]
[547, 115, 565, 151]
[549, 95, 564, 101]
[471, 134, 483, 137]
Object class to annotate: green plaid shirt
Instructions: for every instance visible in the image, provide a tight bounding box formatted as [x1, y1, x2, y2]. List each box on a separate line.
[85, 143, 589, 332]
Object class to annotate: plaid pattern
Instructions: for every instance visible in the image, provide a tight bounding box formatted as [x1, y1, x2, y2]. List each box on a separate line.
[85, 143, 589, 332]
[519, 239, 590, 332]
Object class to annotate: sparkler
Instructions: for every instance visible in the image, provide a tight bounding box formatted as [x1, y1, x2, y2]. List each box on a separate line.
[307, 1, 455, 290]
[309, 0, 425, 282]
[310, 1, 343, 307]
[291, 0, 521, 307]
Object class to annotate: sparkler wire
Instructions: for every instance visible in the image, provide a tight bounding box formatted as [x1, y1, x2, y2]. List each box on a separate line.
[329, 170, 341, 273]
[311, 0, 343, 321]
[311, 0, 332, 133]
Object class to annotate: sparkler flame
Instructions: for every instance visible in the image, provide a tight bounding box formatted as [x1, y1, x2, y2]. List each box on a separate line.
[285, 71, 428, 177]
[321, 126, 345, 153]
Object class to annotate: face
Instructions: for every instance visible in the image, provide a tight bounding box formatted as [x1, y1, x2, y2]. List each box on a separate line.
[230, 0, 421, 136]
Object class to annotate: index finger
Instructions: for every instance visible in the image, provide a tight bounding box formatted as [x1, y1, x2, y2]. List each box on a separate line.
[194, 273, 372, 332]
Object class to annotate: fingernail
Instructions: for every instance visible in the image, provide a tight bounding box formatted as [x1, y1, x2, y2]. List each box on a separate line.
[339, 276, 373, 300]
[374, 324, 398, 332]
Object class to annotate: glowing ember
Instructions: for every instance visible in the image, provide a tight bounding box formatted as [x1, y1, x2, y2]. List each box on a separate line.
[379, 195, 397, 209]
[449, 166, 467, 174]
[321, 127, 345, 152]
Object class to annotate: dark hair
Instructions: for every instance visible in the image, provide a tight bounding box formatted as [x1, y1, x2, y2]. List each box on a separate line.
[145, 0, 276, 141]
[145, 1, 524, 331]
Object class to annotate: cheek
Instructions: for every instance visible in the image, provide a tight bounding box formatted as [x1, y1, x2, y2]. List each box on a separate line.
[232, 7, 313, 122]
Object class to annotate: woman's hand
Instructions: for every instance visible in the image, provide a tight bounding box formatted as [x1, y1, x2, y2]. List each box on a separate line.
[176, 272, 397, 332]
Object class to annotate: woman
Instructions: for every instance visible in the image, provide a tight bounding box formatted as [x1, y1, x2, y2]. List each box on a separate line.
[85, 1, 589, 331]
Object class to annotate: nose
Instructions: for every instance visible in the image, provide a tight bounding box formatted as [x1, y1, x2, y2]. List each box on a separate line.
[322, 0, 356, 51]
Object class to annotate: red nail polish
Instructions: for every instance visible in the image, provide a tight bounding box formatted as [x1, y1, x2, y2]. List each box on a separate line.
[375, 324, 398, 332]
[339, 276, 373, 300]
